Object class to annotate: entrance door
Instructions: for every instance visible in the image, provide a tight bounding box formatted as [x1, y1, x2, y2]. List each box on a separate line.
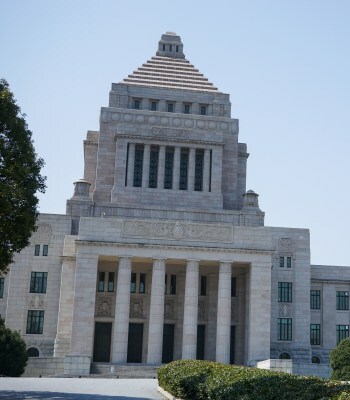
[162, 324, 175, 363]
[93, 322, 112, 362]
[196, 325, 205, 360]
[127, 323, 143, 363]
[230, 326, 235, 364]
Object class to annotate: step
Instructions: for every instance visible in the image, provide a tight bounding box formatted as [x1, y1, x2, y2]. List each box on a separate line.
[90, 363, 160, 379]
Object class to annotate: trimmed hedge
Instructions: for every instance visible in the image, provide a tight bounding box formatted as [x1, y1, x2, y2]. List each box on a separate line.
[158, 360, 350, 400]
[331, 338, 350, 380]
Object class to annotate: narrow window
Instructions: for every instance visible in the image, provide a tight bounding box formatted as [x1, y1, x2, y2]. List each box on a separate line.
[278, 282, 292, 303]
[170, 275, 176, 295]
[150, 101, 157, 111]
[108, 272, 115, 292]
[279, 257, 284, 268]
[133, 145, 144, 187]
[34, 244, 40, 256]
[179, 150, 189, 190]
[337, 291, 349, 310]
[165, 274, 167, 294]
[42, 245, 48, 256]
[0, 278, 4, 298]
[184, 104, 190, 114]
[130, 272, 137, 293]
[231, 277, 237, 297]
[26, 310, 44, 334]
[97, 272, 105, 292]
[30, 272, 47, 294]
[337, 325, 349, 344]
[169, 44, 172, 51]
[139, 273, 146, 293]
[149, 147, 159, 188]
[134, 100, 140, 109]
[287, 257, 292, 268]
[200, 106, 207, 115]
[310, 290, 321, 309]
[194, 150, 204, 191]
[209, 149, 212, 192]
[167, 103, 174, 113]
[176, 45, 179, 52]
[310, 324, 321, 345]
[200, 276, 207, 296]
[162, 44, 165, 51]
[125, 143, 129, 186]
[164, 148, 174, 189]
[278, 318, 292, 341]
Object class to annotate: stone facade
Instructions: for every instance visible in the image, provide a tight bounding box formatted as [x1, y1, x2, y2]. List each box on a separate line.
[0, 32, 349, 377]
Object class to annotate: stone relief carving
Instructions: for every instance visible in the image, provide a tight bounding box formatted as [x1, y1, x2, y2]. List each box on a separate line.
[151, 127, 190, 139]
[31, 224, 52, 244]
[96, 296, 112, 317]
[198, 299, 206, 321]
[279, 303, 292, 317]
[29, 295, 44, 309]
[130, 297, 144, 319]
[279, 238, 294, 252]
[164, 299, 175, 319]
[122, 220, 233, 243]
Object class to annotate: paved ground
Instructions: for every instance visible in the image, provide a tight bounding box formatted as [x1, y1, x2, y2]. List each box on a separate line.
[0, 378, 165, 400]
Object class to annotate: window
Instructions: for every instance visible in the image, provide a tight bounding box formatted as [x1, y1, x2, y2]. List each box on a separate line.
[34, 244, 40, 256]
[194, 151, 204, 191]
[167, 103, 174, 112]
[30, 272, 47, 294]
[133, 146, 144, 187]
[279, 257, 284, 268]
[278, 282, 292, 303]
[231, 277, 237, 297]
[150, 101, 157, 111]
[108, 272, 114, 292]
[170, 275, 176, 295]
[42, 245, 48, 256]
[200, 106, 207, 115]
[336, 291, 349, 310]
[279, 352, 291, 360]
[286, 257, 292, 268]
[134, 99, 140, 109]
[337, 325, 349, 344]
[0, 278, 4, 298]
[26, 310, 44, 334]
[179, 150, 189, 190]
[169, 44, 172, 51]
[164, 149, 174, 189]
[26, 347, 39, 357]
[278, 318, 292, 341]
[311, 356, 320, 364]
[310, 324, 321, 345]
[149, 147, 159, 188]
[97, 272, 105, 292]
[162, 44, 165, 51]
[310, 290, 321, 309]
[184, 104, 190, 114]
[139, 273, 146, 293]
[200, 276, 207, 296]
[176, 45, 179, 52]
[130, 273, 137, 293]
[279, 256, 292, 268]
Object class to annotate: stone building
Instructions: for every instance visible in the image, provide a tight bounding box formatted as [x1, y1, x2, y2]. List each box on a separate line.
[0, 32, 349, 376]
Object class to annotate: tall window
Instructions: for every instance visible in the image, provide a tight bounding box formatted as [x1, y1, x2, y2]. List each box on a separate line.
[200, 106, 207, 115]
[184, 104, 190, 114]
[97, 272, 105, 292]
[278, 282, 292, 302]
[134, 99, 140, 109]
[30, 272, 47, 293]
[286, 257, 292, 268]
[194, 151, 204, 191]
[130, 273, 137, 293]
[150, 101, 157, 111]
[310, 290, 321, 309]
[164, 149, 174, 189]
[336, 291, 349, 310]
[42, 245, 48, 256]
[133, 146, 144, 187]
[108, 272, 115, 292]
[26, 310, 44, 334]
[200, 276, 207, 296]
[139, 273, 146, 294]
[337, 325, 349, 344]
[231, 277, 237, 297]
[278, 318, 292, 341]
[34, 244, 40, 256]
[167, 103, 174, 112]
[0, 278, 4, 298]
[179, 150, 189, 190]
[149, 147, 159, 188]
[170, 275, 176, 295]
[310, 324, 321, 345]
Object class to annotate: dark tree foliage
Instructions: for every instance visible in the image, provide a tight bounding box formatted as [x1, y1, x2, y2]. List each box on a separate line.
[331, 338, 350, 380]
[0, 79, 46, 273]
[0, 317, 28, 376]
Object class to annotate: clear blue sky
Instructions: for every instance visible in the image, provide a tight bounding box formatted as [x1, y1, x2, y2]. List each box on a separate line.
[1, 0, 349, 266]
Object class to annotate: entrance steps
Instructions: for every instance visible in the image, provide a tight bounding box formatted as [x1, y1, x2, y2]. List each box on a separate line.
[90, 363, 160, 379]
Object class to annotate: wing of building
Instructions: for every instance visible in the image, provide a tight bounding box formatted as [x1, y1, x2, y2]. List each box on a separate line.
[0, 32, 348, 378]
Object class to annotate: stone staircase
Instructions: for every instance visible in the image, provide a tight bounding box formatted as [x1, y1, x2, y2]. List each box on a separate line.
[90, 363, 160, 379]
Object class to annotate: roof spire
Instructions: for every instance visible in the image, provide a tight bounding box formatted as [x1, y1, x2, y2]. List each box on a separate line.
[156, 32, 185, 59]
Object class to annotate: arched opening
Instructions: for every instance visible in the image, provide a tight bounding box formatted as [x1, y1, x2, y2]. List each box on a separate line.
[279, 352, 291, 360]
[311, 356, 321, 364]
[26, 347, 39, 357]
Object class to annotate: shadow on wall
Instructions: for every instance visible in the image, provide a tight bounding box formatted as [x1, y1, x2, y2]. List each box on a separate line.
[0, 392, 155, 400]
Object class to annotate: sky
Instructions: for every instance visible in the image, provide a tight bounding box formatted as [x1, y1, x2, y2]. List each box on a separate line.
[1, 0, 349, 266]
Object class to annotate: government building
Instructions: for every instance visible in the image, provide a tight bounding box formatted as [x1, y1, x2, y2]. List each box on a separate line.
[0, 32, 349, 377]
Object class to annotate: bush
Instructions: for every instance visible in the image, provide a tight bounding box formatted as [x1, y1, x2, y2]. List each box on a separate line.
[331, 338, 350, 380]
[158, 360, 350, 400]
[0, 317, 28, 376]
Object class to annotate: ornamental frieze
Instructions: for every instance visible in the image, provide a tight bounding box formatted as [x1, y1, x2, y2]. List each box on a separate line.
[164, 299, 175, 320]
[31, 224, 52, 244]
[151, 126, 190, 139]
[130, 297, 144, 319]
[122, 220, 233, 243]
[29, 295, 44, 309]
[279, 303, 292, 317]
[278, 238, 294, 252]
[96, 296, 113, 317]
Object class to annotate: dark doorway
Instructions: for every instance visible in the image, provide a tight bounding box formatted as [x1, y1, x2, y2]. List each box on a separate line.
[93, 322, 112, 362]
[127, 323, 143, 363]
[197, 325, 205, 360]
[162, 324, 175, 363]
[230, 326, 235, 364]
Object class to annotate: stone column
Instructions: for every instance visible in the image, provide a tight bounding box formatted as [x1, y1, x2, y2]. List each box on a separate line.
[157, 145, 166, 189]
[187, 147, 196, 191]
[126, 143, 135, 187]
[142, 144, 151, 188]
[113, 138, 128, 188]
[216, 261, 232, 364]
[147, 258, 166, 364]
[173, 146, 181, 190]
[70, 252, 99, 356]
[246, 261, 271, 365]
[112, 256, 132, 363]
[210, 146, 223, 193]
[203, 148, 211, 192]
[182, 259, 199, 359]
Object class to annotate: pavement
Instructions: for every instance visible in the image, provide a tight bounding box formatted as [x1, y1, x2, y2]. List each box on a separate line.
[0, 378, 165, 400]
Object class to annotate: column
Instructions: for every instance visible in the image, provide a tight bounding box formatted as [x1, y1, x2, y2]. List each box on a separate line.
[147, 258, 166, 364]
[210, 146, 223, 193]
[203, 148, 211, 192]
[70, 252, 99, 356]
[113, 138, 128, 188]
[246, 261, 271, 365]
[126, 143, 135, 187]
[182, 259, 199, 359]
[112, 256, 132, 363]
[173, 146, 181, 190]
[157, 145, 166, 189]
[142, 144, 151, 188]
[216, 261, 232, 364]
[187, 147, 196, 191]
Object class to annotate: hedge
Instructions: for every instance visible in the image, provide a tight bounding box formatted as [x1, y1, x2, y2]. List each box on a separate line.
[158, 360, 350, 400]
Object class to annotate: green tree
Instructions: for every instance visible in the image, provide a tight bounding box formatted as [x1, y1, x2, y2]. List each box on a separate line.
[0, 79, 46, 273]
[330, 338, 350, 380]
[0, 317, 28, 376]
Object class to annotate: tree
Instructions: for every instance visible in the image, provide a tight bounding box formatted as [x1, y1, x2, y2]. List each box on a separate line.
[0, 79, 46, 273]
[330, 337, 350, 380]
[0, 317, 28, 376]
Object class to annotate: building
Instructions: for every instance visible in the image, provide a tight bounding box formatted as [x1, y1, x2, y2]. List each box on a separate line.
[0, 32, 349, 377]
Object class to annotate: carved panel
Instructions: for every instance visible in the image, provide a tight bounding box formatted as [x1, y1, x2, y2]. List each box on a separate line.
[198, 299, 206, 321]
[164, 298, 175, 320]
[130, 297, 144, 319]
[29, 295, 44, 309]
[279, 238, 294, 252]
[96, 296, 112, 317]
[279, 303, 292, 317]
[151, 127, 190, 139]
[31, 224, 52, 244]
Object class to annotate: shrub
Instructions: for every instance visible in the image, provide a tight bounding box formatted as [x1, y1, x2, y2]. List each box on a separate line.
[331, 338, 350, 380]
[0, 317, 28, 376]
